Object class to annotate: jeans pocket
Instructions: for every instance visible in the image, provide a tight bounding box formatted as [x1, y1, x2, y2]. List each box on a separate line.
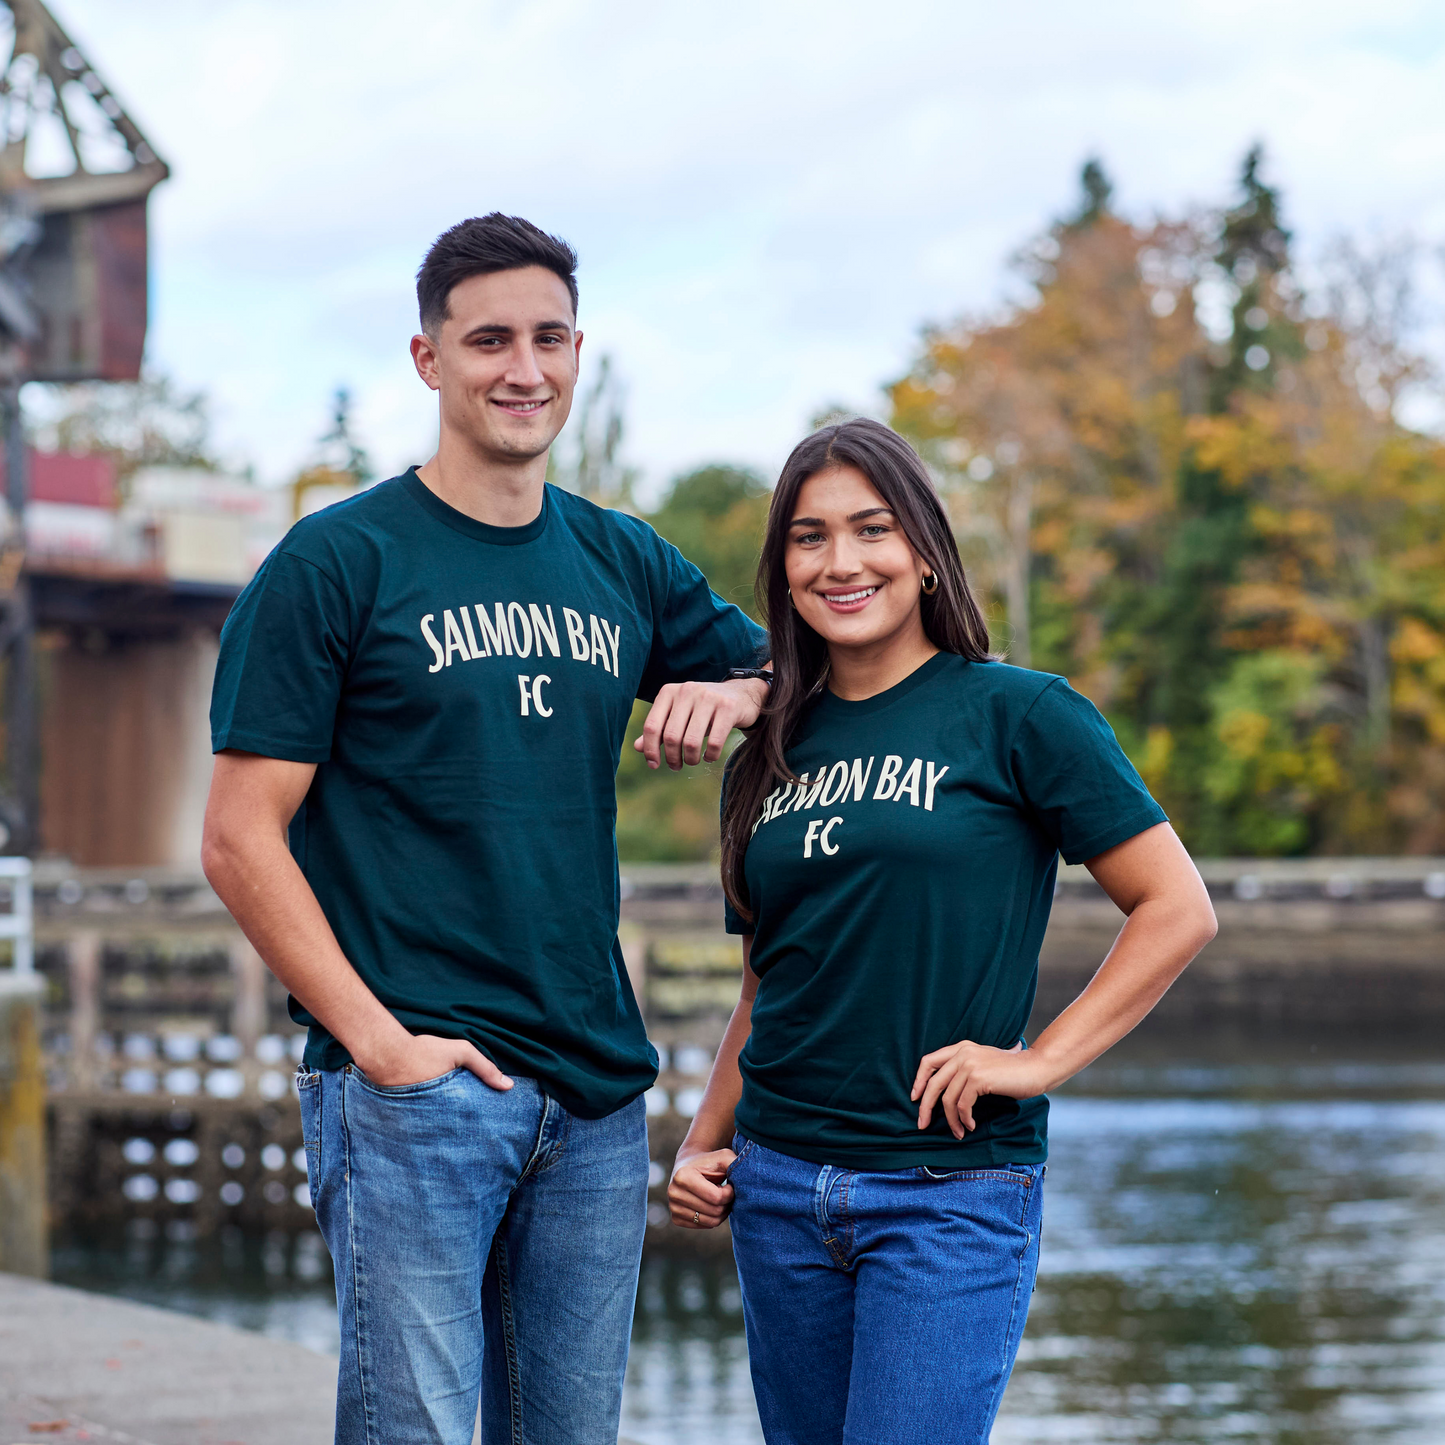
[349, 1065, 463, 1097]
[297, 1072, 323, 1206]
[727, 1133, 755, 1176]
[919, 1163, 1038, 1186]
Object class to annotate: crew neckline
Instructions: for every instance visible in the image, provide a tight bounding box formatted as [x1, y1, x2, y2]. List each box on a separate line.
[813, 650, 956, 719]
[401, 467, 551, 545]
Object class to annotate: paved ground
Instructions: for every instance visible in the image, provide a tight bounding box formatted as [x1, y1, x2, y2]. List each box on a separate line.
[0, 1273, 647, 1445]
[0, 1272, 335, 1445]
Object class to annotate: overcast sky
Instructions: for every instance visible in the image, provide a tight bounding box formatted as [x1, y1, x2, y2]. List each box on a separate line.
[36, 0, 1445, 502]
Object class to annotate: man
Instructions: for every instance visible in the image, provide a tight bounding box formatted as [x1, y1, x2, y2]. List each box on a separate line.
[202, 213, 768, 1445]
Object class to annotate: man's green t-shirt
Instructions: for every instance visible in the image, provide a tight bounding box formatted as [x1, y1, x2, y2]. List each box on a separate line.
[725, 652, 1167, 1168]
[211, 469, 765, 1118]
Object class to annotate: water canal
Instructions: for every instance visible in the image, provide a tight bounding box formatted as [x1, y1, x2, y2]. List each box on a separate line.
[50, 1042, 1445, 1444]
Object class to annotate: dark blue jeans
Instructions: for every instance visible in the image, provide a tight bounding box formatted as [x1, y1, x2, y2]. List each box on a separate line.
[298, 1066, 649, 1445]
[728, 1135, 1043, 1445]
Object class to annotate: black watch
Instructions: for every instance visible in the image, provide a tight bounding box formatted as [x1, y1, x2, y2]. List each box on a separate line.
[728, 667, 774, 685]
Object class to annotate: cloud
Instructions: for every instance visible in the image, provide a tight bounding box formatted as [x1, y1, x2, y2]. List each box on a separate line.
[51, 0, 1445, 493]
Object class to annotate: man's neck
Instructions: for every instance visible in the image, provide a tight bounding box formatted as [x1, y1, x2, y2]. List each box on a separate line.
[415, 434, 548, 529]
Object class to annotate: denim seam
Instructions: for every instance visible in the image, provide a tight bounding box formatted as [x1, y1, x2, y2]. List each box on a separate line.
[519, 1090, 555, 1182]
[340, 1070, 377, 1445]
[309, 1074, 325, 1212]
[818, 1167, 851, 1269]
[982, 1173, 1039, 1425]
[919, 1167, 1036, 1185]
[542, 1104, 573, 1175]
[351, 1066, 460, 1098]
[813, 1166, 831, 1256]
[491, 1232, 525, 1445]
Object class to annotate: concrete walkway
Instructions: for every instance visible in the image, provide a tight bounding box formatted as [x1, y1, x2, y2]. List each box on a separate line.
[0, 1274, 647, 1445]
[0, 1272, 335, 1445]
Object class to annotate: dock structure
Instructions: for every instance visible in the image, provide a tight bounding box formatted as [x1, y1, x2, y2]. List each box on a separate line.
[12, 856, 1445, 1251]
[0, 971, 44, 1275]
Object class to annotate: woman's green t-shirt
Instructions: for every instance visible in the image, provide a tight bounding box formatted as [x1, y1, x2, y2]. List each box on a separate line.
[726, 652, 1167, 1170]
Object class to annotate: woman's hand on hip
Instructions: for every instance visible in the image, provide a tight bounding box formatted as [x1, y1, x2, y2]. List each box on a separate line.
[911, 1040, 1047, 1139]
[668, 1147, 737, 1228]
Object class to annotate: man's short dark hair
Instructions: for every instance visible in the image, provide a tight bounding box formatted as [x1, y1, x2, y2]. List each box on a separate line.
[416, 214, 579, 336]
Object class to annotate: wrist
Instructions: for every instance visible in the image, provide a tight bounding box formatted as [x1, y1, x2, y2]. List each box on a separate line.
[348, 1018, 413, 1077]
[726, 668, 773, 688]
[1022, 1043, 1073, 1094]
[676, 1128, 732, 1164]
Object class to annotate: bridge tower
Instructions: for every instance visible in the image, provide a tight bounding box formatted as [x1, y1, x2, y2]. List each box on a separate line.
[0, 0, 168, 853]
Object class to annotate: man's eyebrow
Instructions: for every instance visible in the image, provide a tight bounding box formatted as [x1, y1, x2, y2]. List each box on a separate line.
[458, 319, 573, 341]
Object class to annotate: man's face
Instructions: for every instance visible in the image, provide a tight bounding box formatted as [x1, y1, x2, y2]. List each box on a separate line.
[411, 266, 582, 465]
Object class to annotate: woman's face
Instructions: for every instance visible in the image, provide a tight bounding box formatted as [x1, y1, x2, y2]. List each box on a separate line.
[784, 465, 932, 654]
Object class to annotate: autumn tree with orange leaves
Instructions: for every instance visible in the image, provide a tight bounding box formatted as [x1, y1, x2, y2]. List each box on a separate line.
[891, 151, 1445, 855]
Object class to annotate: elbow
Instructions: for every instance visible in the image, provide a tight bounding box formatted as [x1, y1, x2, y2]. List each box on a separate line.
[200, 814, 242, 894]
[199, 825, 226, 891]
[1192, 899, 1219, 952]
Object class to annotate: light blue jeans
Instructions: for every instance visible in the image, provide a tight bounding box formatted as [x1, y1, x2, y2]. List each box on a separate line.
[298, 1066, 649, 1445]
[728, 1134, 1043, 1445]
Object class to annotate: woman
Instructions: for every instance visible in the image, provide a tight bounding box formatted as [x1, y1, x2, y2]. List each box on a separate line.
[668, 419, 1217, 1444]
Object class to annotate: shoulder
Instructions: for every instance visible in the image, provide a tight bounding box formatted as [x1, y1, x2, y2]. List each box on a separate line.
[546, 485, 672, 556]
[947, 656, 1065, 710]
[283, 476, 410, 552]
[273, 477, 411, 583]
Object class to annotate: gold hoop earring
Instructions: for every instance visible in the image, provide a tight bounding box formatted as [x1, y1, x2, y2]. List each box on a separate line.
[921, 573, 939, 596]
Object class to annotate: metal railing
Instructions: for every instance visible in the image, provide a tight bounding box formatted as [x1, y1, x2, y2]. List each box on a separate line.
[0, 854, 33, 973]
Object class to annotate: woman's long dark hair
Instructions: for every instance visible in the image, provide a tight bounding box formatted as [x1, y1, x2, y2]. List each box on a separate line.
[721, 419, 993, 922]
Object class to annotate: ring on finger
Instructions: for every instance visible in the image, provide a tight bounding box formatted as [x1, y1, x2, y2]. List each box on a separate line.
[693, 1210, 700, 1226]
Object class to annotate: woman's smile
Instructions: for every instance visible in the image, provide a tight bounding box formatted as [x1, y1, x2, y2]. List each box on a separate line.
[817, 584, 881, 613]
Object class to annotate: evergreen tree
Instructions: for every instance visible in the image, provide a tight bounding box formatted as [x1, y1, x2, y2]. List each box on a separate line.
[891, 150, 1445, 856]
[1211, 144, 1298, 407]
[1068, 157, 1114, 230]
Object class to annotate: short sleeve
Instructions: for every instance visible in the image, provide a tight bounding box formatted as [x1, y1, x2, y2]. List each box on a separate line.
[1010, 679, 1168, 865]
[210, 549, 351, 762]
[636, 534, 767, 701]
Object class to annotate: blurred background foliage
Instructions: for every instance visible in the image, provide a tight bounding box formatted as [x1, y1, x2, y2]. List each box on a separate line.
[615, 465, 770, 861]
[892, 147, 1445, 858]
[616, 147, 1445, 862]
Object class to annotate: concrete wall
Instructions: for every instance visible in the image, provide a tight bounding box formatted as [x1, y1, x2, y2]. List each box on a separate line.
[40, 630, 217, 868]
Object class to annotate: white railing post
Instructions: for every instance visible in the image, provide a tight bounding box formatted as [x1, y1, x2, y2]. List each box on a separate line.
[0, 856, 33, 974]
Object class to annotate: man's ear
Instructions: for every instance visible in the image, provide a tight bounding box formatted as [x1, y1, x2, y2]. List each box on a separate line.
[411, 332, 441, 392]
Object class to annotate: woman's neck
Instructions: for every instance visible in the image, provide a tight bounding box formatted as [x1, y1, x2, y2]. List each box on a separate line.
[826, 626, 939, 701]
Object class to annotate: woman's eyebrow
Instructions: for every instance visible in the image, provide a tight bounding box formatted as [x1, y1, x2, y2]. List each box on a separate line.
[789, 507, 894, 528]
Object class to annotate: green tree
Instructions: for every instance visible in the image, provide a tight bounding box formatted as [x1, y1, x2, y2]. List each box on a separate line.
[645, 464, 769, 620]
[892, 150, 1445, 856]
[27, 370, 216, 490]
[615, 463, 771, 861]
[547, 354, 637, 508]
